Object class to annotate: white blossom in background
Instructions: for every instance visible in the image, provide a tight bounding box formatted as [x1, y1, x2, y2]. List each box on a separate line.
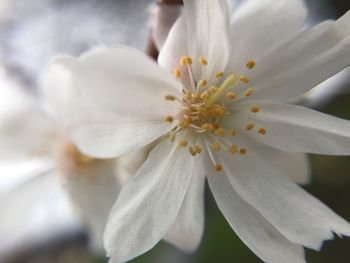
[54, 0, 350, 262]
[0, 63, 140, 255]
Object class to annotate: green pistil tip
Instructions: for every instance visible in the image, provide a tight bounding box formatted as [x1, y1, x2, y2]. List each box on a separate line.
[204, 73, 236, 108]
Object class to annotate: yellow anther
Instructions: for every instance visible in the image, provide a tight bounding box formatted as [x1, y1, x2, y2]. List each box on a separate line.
[214, 164, 222, 172]
[246, 60, 256, 69]
[165, 116, 174, 123]
[239, 75, 250, 83]
[185, 91, 193, 100]
[226, 91, 237, 100]
[229, 144, 238, 154]
[179, 120, 189, 129]
[213, 123, 220, 130]
[179, 139, 188, 147]
[201, 123, 214, 132]
[209, 86, 218, 94]
[198, 79, 207, 87]
[244, 88, 254, 97]
[199, 56, 208, 65]
[180, 56, 193, 66]
[189, 147, 197, 156]
[174, 68, 181, 79]
[215, 128, 226, 137]
[211, 141, 221, 152]
[80, 155, 94, 164]
[195, 146, 202, 154]
[215, 72, 224, 79]
[258, 128, 267, 135]
[165, 95, 176, 101]
[228, 128, 237, 137]
[186, 116, 193, 125]
[246, 123, 254, 131]
[250, 105, 260, 113]
[200, 92, 210, 101]
[239, 148, 247, 155]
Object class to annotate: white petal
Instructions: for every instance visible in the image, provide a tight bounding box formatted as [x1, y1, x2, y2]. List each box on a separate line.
[104, 140, 201, 262]
[0, 164, 58, 238]
[254, 143, 310, 184]
[63, 160, 120, 253]
[64, 77, 172, 158]
[249, 11, 350, 101]
[228, 0, 307, 72]
[215, 144, 350, 250]
[39, 58, 75, 123]
[183, 0, 230, 82]
[0, 103, 56, 160]
[59, 46, 182, 119]
[164, 172, 205, 252]
[232, 100, 350, 155]
[207, 171, 306, 263]
[151, 3, 182, 51]
[158, 13, 189, 72]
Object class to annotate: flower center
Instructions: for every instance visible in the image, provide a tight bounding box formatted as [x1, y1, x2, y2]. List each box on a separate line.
[60, 141, 95, 173]
[164, 55, 266, 171]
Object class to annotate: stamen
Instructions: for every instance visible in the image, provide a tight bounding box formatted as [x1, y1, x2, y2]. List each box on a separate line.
[195, 146, 202, 154]
[211, 141, 221, 152]
[258, 128, 267, 135]
[179, 139, 188, 147]
[198, 79, 207, 87]
[228, 128, 237, 136]
[214, 164, 222, 172]
[201, 123, 214, 132]
[165, 116, 174, 123]
[215, 128, 226, 137]
[250, 105, 260, 113]
[174, 68, 181, 79]
[239, 148, 247, 155]
[246, 123, 254, 131]
[215, 72, 224, 79]
[209, 86, 218, 94]
[239, 75, 250, 83]
[165, 95, 176, 101]
[229, 144, 238, 154]
[226, 91, 237, 100]
[179, 120, 189, 129]
[189, 147, 197, 156]
[244, 88, 254, 97]
[246, 60, 256, 69]
[200, 92, 210, 101]
[180, 56, 193, 66]
[199, 56, 208, 65]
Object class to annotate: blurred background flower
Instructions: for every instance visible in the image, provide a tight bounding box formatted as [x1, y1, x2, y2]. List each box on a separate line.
[0, 0, 349, 262]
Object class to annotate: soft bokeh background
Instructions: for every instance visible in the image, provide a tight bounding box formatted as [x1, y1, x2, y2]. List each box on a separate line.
[0, 0, 350, 262]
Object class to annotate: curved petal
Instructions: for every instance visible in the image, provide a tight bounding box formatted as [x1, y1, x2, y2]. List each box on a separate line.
[104, 140, 201, 262]
[0, 164, 58, 238]
[0, 104, 56, 160]
[63, 160, 120, 253]
[215, 144, 350, 250]
[58, 46, 182, 120]
[184, 0, 230, 82]
[151, 3, 182, 51]
[228, 0, 307, 72]
[62, 75, 172, 158]
[158, 13, 188, 73]
[249, 11, 350, 101]
[232, 100, 350, 155]
[39, 59, 75, 124]
[163, 172, 205, 252]
[207, 171, 306, 263]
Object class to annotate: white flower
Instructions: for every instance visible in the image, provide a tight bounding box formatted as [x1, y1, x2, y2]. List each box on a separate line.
[57, 0, 350, 262]
[0, 63, 132, 253]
